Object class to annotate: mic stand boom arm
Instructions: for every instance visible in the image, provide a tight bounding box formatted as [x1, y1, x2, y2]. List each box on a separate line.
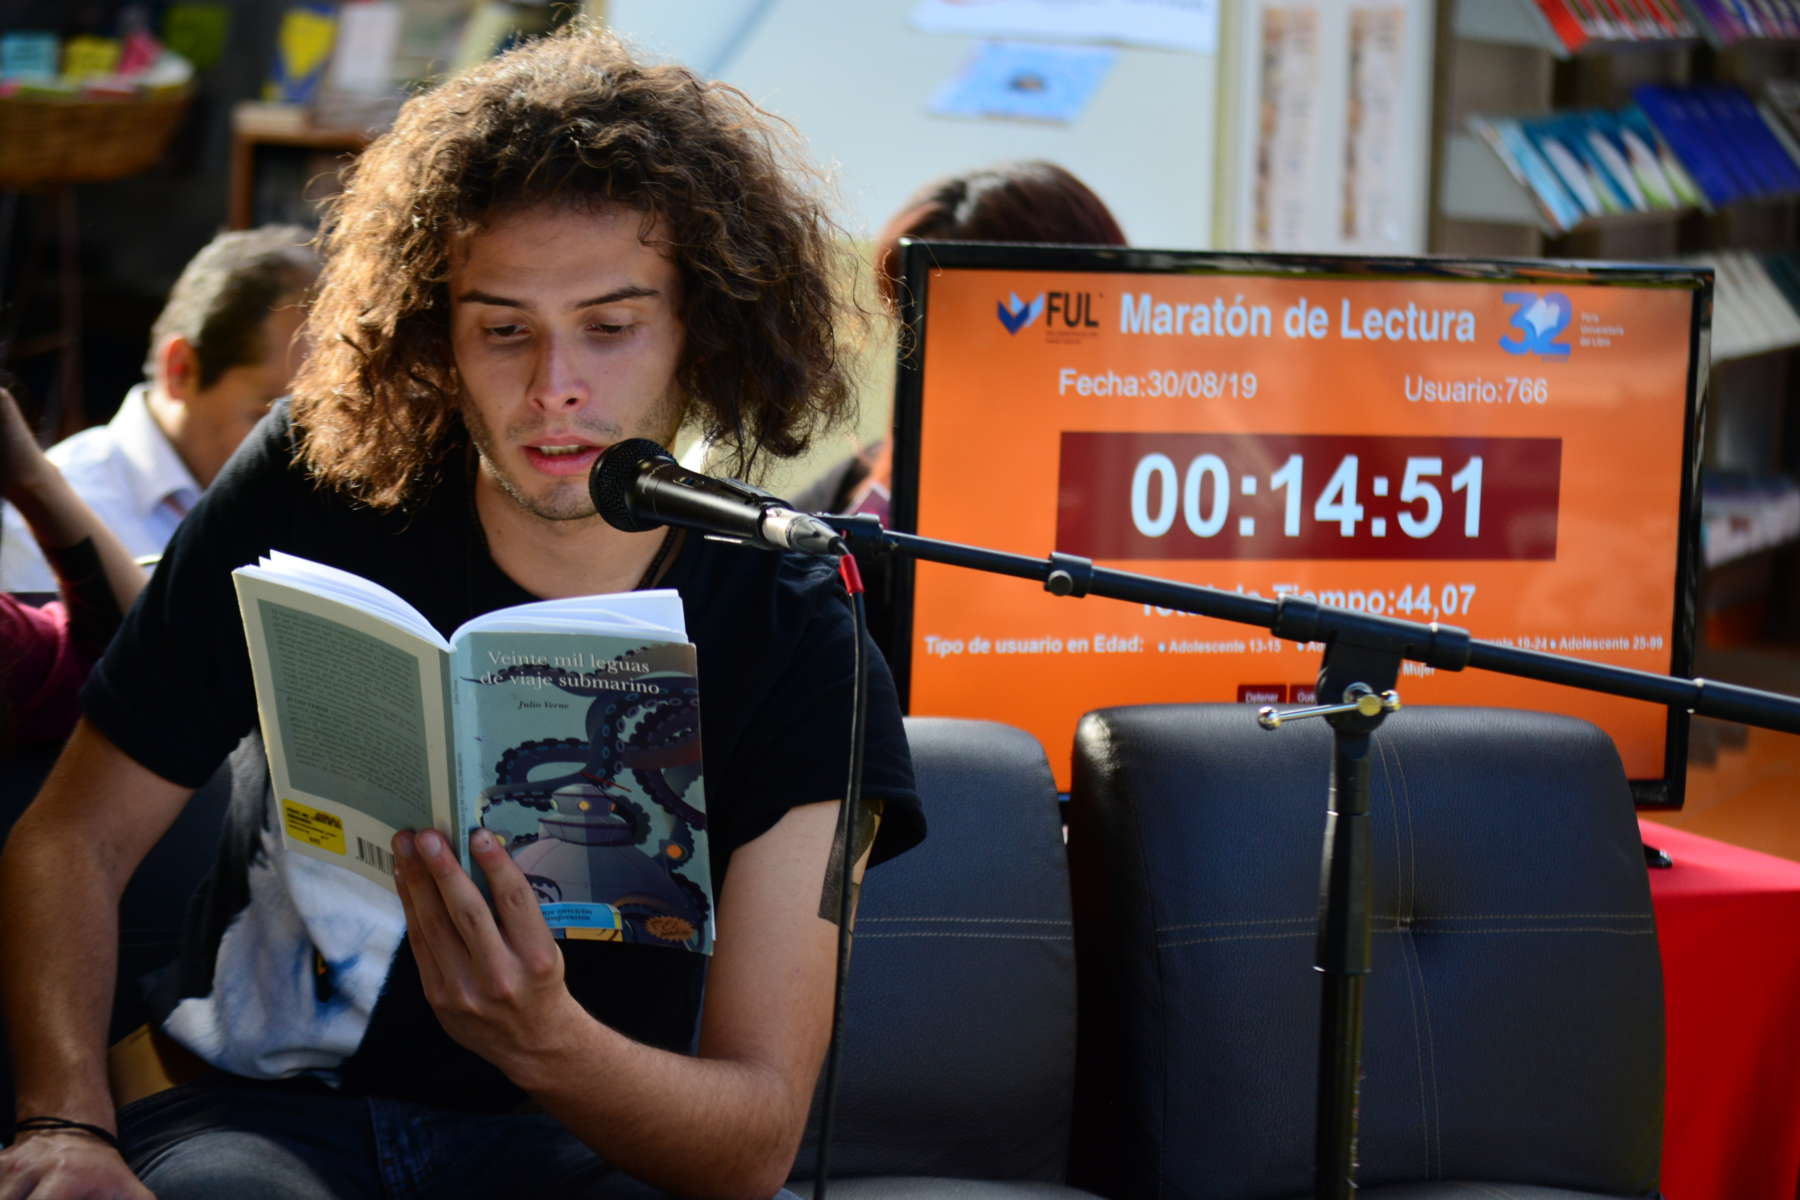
[825, 515, 1800, 731]
[823, 514, 1800, 1200]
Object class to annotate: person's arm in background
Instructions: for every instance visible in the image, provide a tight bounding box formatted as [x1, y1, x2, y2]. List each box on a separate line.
[0, 387, 145, 650]
[0, 722, 191, 1200]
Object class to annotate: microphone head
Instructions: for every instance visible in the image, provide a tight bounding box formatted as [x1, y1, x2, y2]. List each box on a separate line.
[589, 438, 676, 533]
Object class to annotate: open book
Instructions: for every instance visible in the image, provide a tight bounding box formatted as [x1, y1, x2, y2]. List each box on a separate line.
[232, 552, 713, 953]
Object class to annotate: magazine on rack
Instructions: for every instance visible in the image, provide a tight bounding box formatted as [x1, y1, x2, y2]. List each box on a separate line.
[232, 551, 713, 952]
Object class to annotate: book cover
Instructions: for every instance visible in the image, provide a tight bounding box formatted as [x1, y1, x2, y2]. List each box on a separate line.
[1634, 0, 1688, 35]
[1619, 104, 1706, 205]
[1519, 113, 1608, 216]
[1606, 0, 1659, 36]
[1577, 110, 1651, 209]
[1566, 0, 1624, 37]
[1597, 107, 1677, 207]
[1718, 86, 1800, 192]
[1590, 0, 1642, 36]
[1533, 0, 1591, 50]
[233, 552, 713, 951]
[1713, 86, 1800, 192]
[1765, 79, 1800, 144]
[456, 630, 712, 950]
[1635, 85, 1742, 205]
[1557, 112, 1636, 210]
[1687, 0, 1747, 40]
[1473, 115, 1585, 231]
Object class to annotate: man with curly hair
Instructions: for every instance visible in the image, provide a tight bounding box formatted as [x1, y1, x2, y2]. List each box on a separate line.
[0, 25, 921, 1200]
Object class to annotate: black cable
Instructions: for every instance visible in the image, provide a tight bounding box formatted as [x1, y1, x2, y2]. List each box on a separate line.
[812, 539, 868, 1200]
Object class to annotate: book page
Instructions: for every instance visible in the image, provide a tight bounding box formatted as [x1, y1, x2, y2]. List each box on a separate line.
[235, 568, 458, 890]
[453, 587, 686, 640]
[450, 629, 712, 952]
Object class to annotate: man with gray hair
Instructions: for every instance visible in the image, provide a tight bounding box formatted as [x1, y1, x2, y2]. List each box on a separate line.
[0, 225, 318, 592]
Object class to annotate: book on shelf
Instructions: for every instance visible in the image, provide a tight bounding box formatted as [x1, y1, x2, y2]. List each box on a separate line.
[1586, 109, 1671, 207]
[1687, 0, 1800, 42]
[1619, 105, 1706, 206]
[1701, 473, 1800, 568]
[233, 551, 715, 952]
[1470, 115, 1586, 231]
[1538, 0, 1697, 43]
[1676, 249, 1800, 359]
[1532, 0, 1593, 50]
[1469, 103, 1710, 229]
[1636, 84, 1800, 205]
[1519, 114, 1611, 216]
[1762, 79, 1800, 150]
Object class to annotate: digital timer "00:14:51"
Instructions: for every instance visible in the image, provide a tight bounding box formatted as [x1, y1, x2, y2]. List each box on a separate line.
[1055, 432, 1562, 561]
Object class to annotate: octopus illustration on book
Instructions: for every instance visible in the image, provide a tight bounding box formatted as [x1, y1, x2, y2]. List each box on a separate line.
[471, 642, 710, 949]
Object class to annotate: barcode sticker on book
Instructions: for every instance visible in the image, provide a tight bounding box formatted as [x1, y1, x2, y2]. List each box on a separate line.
[355, 837, 395, 876]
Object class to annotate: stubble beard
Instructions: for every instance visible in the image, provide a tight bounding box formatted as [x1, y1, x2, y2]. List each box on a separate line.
[461, 394, 685, 525]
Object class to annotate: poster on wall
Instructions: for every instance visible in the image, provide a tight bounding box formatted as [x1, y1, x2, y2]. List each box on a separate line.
[1225, 0, 1434, 254]
[1253, 7, 1321, 251]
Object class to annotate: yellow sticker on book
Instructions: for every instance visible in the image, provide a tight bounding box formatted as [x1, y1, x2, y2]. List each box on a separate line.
[283, 800, 346, 854]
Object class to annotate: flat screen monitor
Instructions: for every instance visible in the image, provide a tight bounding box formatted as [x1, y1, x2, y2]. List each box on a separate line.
[888, 241, 1709, 807]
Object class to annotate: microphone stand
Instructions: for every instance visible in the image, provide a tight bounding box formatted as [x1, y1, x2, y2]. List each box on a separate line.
[820, 514, 1800, 1200]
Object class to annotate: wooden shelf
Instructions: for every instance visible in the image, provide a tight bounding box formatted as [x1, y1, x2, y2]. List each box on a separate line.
[228, 102, 371, 230]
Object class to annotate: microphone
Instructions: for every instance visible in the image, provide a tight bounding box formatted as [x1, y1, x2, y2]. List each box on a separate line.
[588, 439, 842, 556]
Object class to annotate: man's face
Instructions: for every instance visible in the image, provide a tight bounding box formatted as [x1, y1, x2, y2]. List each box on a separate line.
[449, 204, 686, 524]
[188, 299, 309, 451]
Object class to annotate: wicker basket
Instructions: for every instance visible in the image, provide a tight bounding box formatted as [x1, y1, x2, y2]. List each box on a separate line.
[0, 86, 192, 189]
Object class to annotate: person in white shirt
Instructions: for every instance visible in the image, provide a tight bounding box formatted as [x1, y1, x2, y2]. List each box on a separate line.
[0, 226, 318, 592]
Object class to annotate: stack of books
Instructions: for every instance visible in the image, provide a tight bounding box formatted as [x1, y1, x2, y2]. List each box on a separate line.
[1702, 473, 1800, 567]
[1634, 84, 1800, 206]
[1470, 107, 1704, 230]
[1530, 0, 1700, 51]
[1471, 84, 1800, 231]
[1684, 0, 1800, 43]
[1532, 0, 1800, 49]
[1678, 248, 1800, 361]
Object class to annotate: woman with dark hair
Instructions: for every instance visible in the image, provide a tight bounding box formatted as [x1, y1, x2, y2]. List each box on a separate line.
[798, 160, 1128, 522]
[0, 386, 146, 748]
[791, 162, 1126, 661]
[873, 159, 1128, 309]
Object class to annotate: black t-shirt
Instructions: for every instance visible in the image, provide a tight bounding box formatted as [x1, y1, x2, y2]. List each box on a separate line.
[83, 403, 922, 1110]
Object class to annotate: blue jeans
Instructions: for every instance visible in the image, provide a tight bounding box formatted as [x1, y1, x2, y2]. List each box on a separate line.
[118, 1080, 803, 1200]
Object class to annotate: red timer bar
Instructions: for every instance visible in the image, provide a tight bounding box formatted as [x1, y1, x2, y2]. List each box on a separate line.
[1056, 432, 1562, 561]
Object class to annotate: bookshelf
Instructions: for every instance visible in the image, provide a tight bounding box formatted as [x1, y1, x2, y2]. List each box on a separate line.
[1433, 0, 1800, 646]
[227, 102, 370, 230]
[1452, 0, 1800, 54]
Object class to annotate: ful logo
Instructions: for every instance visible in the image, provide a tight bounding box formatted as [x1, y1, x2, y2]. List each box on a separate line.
[1047, 291, 1100, 329]
[1498, 291, 1572, 359]
[997, 292, 1045, 335]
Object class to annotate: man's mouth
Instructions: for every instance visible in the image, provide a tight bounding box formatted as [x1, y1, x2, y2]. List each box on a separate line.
[523, 442, 605, 475]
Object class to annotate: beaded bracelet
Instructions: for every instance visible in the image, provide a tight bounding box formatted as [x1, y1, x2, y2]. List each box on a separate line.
[11, 1116, 120, 1150]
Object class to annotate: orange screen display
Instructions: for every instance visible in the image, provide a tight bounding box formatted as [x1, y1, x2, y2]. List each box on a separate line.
[896, 253, 1704, 794]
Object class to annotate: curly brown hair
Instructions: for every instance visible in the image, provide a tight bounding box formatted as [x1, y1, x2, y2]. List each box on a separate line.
[291, 21, 861, 507]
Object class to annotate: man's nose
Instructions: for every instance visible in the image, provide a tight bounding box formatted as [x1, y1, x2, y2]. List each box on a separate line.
[531, 336, 589, 410]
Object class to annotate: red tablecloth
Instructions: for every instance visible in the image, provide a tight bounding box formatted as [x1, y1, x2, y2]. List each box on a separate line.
[1641, 819, 1800, 1200]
